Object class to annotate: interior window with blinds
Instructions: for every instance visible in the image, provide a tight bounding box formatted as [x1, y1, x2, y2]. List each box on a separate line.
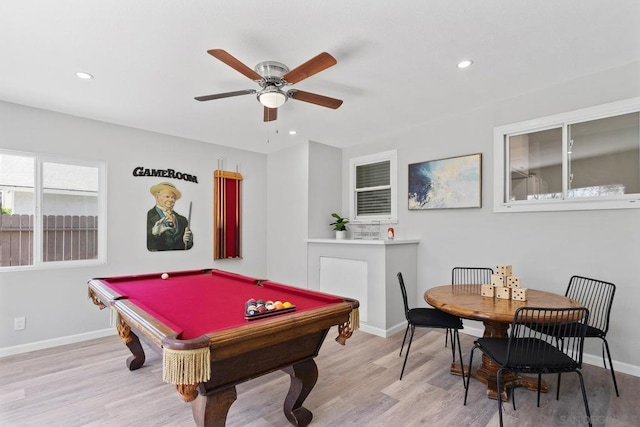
[350, 150, 397, 221]
[356, 161, 391, 216]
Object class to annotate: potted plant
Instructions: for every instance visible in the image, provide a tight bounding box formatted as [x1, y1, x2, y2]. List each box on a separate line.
[330, 213, 349, 240]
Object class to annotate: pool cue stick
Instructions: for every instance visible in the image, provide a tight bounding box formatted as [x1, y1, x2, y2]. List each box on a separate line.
[223, 179, 227, 258]
[185, 201, 192, 250]
[235, 179, 240, 258]
[220, 176, 224, 258]
[215, 173, 221, 258]
[214, 163, 220, 259]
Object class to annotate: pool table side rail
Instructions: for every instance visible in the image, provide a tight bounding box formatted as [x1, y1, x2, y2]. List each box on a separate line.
[93, 268, 214, 283]
[195, 300, 359, 360]
[88, 278, 188, 348]
[88, 278, 126, 302]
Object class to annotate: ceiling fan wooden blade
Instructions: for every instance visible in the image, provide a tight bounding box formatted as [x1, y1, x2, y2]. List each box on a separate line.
[207, 49, 263, 81]
[283, 52, 337, 85]
[288, 90, 343, 109]
[195, 89, 256, 102]
[264, 107, 278, 122]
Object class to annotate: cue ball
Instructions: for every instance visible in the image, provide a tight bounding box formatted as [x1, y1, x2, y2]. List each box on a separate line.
[161, 273, 169, 280]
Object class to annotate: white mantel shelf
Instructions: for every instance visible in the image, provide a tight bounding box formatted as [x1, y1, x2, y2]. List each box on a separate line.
[305, 238, 419, 245]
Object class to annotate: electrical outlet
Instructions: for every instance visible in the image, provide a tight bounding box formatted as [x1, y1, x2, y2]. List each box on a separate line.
[14, 316, 26, 331]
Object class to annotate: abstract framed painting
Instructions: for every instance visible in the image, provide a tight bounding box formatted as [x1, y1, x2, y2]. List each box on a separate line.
[408, 153, 482, 210]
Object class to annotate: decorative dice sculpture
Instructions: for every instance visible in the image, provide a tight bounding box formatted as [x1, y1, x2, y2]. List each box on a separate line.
[485, 265, 528, 301]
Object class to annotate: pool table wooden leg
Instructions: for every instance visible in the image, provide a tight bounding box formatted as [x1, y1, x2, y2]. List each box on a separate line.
[190, 386, 237, 427]
[282, 359, 318, 427]
[116, 320, 146, 371]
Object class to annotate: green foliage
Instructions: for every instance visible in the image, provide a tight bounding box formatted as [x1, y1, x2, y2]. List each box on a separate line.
[330, 213, 349, 231]
[1, 206, 11, 215]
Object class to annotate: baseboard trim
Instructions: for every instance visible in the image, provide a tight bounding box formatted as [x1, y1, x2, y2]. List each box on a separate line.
[359, 321, 407, 338]
[0, 328, 115, 358]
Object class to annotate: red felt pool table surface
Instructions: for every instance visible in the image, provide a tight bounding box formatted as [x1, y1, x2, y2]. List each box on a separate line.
[96, 269, 345, 340]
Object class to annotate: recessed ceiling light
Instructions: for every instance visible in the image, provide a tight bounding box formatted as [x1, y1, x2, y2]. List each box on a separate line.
[289, 130, 297, 135]
[75, 72, 94, 80]
[457, 60, 473, 69]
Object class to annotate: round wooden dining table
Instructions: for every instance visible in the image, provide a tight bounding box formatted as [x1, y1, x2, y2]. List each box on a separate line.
[425, 284, 583, 401]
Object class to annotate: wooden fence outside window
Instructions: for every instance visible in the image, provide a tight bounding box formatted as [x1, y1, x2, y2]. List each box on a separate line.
[0, 214, 98, 267]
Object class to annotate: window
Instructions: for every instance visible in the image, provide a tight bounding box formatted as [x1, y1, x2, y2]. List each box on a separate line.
[494, 98, 640, 212]
[0, 151, 106, 268]
[349, 150, 397, 222]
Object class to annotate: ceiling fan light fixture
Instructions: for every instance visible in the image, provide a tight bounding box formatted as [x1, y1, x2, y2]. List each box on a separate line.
[198, 49, 343, 122]
[258, 88, 287, 109]
[75, 72, 94, 80]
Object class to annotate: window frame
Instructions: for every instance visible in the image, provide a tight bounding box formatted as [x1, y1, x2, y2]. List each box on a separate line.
[349, 149, 397, 222]
[493, 97, 640, 213]
[0, 149, 107, 270]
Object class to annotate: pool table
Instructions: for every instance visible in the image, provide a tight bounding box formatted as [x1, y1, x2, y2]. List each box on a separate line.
[88, 269, 359, 427]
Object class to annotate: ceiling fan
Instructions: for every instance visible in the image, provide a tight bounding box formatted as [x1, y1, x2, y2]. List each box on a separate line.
[195, 49, 343, 122]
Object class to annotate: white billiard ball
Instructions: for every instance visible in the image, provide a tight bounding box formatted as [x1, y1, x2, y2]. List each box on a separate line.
[161, 273, 169, 280]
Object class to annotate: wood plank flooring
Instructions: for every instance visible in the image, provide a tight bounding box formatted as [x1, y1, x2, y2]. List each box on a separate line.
[1, 328, 638, 426]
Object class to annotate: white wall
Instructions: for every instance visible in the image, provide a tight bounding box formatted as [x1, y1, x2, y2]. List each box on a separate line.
[308, 141, 342, 240]
[266, 140, 342, 287]
[341, 61, 640, 373]
[0, 101, 267, 351]
[266, 142, 309, 287]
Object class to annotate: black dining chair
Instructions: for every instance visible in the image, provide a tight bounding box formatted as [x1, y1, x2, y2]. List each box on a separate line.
[445, 267, 494, 348]
[397, 272, 465, 382]
[531, 275, 619, 397]
[463, 306, 592, 427]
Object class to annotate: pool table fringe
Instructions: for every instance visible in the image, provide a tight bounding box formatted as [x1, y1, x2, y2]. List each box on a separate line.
[162, 346, 211, 386]
[109, 307, 118, 328]
[351, 308, 359, 331]
[336, 308, 360, 345]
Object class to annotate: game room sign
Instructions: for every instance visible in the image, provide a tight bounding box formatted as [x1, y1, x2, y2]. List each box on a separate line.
[132, 166, 198, 183]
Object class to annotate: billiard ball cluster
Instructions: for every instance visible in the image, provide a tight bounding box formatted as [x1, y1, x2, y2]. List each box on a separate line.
[245, 298, 293, 317]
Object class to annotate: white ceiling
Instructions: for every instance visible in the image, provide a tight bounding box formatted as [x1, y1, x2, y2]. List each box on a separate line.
[1, 1, 639, 155]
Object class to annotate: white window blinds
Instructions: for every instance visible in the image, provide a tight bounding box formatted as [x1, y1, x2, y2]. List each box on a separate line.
[356, 160, 391, 216]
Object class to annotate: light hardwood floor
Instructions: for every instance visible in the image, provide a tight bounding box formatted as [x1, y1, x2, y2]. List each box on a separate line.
[1, 328, 638, 426]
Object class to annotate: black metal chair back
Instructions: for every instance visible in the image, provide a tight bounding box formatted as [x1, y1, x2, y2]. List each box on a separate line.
[451, 267, 494, 286]
[398, 271, 412, 320]
[505, 307, 588, 372]
[566, 275, 615, 337]
[445, 267, 493, 346]
[464, 306, 592, 427]
[565, 275, 618, 396]
[396, 272, 465, 382]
